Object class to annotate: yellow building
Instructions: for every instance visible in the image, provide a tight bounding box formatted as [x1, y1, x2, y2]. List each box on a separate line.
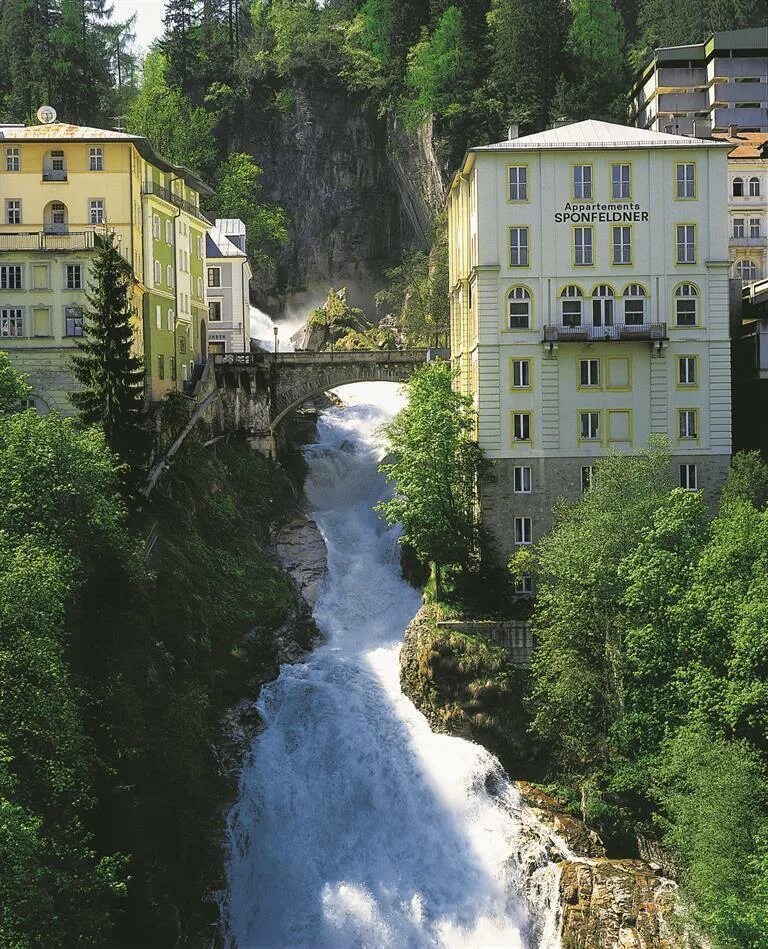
[448, 120, 733, 564]
[0, 120, 212, 412]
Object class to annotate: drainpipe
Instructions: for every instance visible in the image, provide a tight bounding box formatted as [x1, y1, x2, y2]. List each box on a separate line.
[240, 255, 250, 353]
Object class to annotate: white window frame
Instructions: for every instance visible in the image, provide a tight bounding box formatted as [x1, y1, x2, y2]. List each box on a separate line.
[581, 465, 595, 493]
[64, 305, 84, 337]
[612, 226, 631, 265]
[65, 263, 83, 290]
[676, 162, 695, 199]
[89, 199, 105, 225]
[676, 225, 696, 264]
[749, 177, 760, 197]
[574, 227, 593, 266]
[733, 217, 745, 238]
[88, 147, 104, 171]
[749, 218, 761, 238]
[514, 516, 532, 545]
[560, 286, 583, 326]
[513, 465, 531, 493]
[509, 227, 529, 267]
[573, 164, 592, 200]
[6, 199, 21, 225]
[0, 307, 24, 337]
[508, 165, 527, 201]
[579, 358, 600, 387]
[678, 409, 698, 439]
[514, 575, 533, 595]
[154, 260, 162, 285]
[623, 284, 646, 325]
[208, 301, 222, 322]
[0, 265, 23, 290]
[508, 287, 531, 329]
[167, 308, 174, 331]
[736, 260, 758, 281]
[166, 264, 174, 287]
[512, 412, 531, 442]
[5, 147, 20, 172]
[678, 356, 697, 386]
[675, 284, 698, 326]
[679, 464, 698, 490]
[611, 163, 631, 199]
[156, 304, 162, 330]
[165, 220, 173, 244]
[580, 411, 600, 440]
[511, 358, 530, 388]
[207, 266, 222, 288]
[733, 177, 744, 197]
[152, 215, 161, 240]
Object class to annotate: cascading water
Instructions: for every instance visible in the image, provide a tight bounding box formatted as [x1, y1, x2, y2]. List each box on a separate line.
[222, 383, 567, 948]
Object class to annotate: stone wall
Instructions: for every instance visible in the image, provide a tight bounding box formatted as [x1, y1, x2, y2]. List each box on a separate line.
[435, 619, 532, 664]
[481, 454, 733, 562]
[4, 346, 79, 415]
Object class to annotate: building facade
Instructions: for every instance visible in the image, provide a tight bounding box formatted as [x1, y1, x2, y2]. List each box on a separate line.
[629, 27, 768, 137]
[712, 132, 768, 283]
[0, 121, 212, 412]
[448, 120, 732, 561]
[205, 219, 252, 354]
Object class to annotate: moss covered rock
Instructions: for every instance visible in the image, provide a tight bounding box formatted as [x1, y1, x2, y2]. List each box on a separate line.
[399, 606, 533, 771]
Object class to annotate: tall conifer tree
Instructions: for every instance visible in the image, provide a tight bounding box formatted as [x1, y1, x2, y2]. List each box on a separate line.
[70, 233, 146, 462]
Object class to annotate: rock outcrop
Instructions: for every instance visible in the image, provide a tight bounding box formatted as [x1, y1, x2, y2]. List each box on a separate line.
[401, 607, 696, 947]
[274, 516, 328, 609]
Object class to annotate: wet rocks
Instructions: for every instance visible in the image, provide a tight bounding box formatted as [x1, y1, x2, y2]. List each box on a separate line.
[274, 517, 328, 608]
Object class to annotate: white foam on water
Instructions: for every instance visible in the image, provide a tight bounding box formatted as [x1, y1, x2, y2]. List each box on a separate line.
[221, 382, 563, 948]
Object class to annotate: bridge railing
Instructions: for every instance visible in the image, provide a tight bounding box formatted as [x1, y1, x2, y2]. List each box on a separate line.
[213, 349, 430, 367]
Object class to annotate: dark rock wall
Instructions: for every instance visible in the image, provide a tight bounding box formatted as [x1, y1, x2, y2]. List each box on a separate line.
[235, 79, 446, 314]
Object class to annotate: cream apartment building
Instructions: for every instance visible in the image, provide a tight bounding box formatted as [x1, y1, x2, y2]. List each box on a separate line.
[205, 219, 252, 354]
[448, 120, 732, 561]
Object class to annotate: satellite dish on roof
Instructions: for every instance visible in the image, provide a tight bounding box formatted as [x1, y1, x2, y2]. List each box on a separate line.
[36, 105, 57, 124]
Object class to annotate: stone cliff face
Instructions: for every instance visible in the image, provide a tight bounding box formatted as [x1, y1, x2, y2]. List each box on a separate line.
[235, 78, 447, 314]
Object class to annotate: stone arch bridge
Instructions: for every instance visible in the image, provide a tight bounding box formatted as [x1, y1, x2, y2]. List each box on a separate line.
[145, 349, 431, 495]
[215, 349, 430, 451]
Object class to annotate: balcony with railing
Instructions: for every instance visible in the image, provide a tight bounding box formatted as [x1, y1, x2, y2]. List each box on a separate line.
[0, 231, 96, 252]
[142, 180, 207, 221]
[730, 236, 766, 248]
[543, 322, 667, 343]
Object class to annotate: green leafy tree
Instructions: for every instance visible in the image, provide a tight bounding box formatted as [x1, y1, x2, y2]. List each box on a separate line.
[565, 0, 628, 122]
[720, 450, 768, 510]
[652, 727, 768, 947]
[376, 223, 449, 347]
[523, 440, 673, 769]
[487, 0, 568, 132]
[126, 50, 217, 175]
[210, 152, 289, 268]
[70, 232, 146, 462]
[0, 352, 31, 412]
[378, 360, 486, 572]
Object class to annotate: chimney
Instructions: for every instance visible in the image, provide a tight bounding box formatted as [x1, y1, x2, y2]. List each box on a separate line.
[507, 123, 519, 140]
[553, 116, 570, 128]
[729, 123, 738, 139]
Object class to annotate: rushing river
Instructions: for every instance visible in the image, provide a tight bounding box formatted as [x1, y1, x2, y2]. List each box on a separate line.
[222, 383, 564, 948]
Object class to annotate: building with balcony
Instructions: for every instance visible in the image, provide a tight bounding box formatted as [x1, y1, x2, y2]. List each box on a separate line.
[205, 219, 252, 354]
[0, 121, 212, 412]
[710, 131, 768, 283]
[629, 27, 768, 137]
[447, 119, 732, 561]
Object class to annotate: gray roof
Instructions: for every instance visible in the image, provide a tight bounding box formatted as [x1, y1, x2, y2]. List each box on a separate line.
[472, 119, 730, 152]
[207, 223, 247, 259]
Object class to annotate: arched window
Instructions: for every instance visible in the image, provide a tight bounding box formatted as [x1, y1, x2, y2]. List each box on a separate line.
[732, 177, 744, 197]
[560, 285, 583, 327]
[674, 283, 698, 326]
[749, 177, 760, 197]
[43, 200, 68, 235]
[736, 259, 758, 282]
[507, 287, 531, 329]
[591, 284, 614, 328]
[623, 284, 647, 325]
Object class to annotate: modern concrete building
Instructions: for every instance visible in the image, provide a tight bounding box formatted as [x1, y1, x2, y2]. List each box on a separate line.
[448, 119, 732, 562]
[205, 219, 252, 354]
[711, 131, 768, 282]
[0, 118, 212, 412]
[629, 27, 768, 137]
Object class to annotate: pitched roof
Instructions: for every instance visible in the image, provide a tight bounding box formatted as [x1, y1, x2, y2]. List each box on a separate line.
[206, 224, 247, 259]
[711, 131, 768, 160]
[472, 119, 729, 151]
[0, 122, 213, 195]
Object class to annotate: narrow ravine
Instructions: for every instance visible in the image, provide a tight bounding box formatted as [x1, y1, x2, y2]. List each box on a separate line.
[221, 383, 565, 949]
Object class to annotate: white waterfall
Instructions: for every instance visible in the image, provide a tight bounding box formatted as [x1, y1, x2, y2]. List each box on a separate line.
[222, 382, 565, 948]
